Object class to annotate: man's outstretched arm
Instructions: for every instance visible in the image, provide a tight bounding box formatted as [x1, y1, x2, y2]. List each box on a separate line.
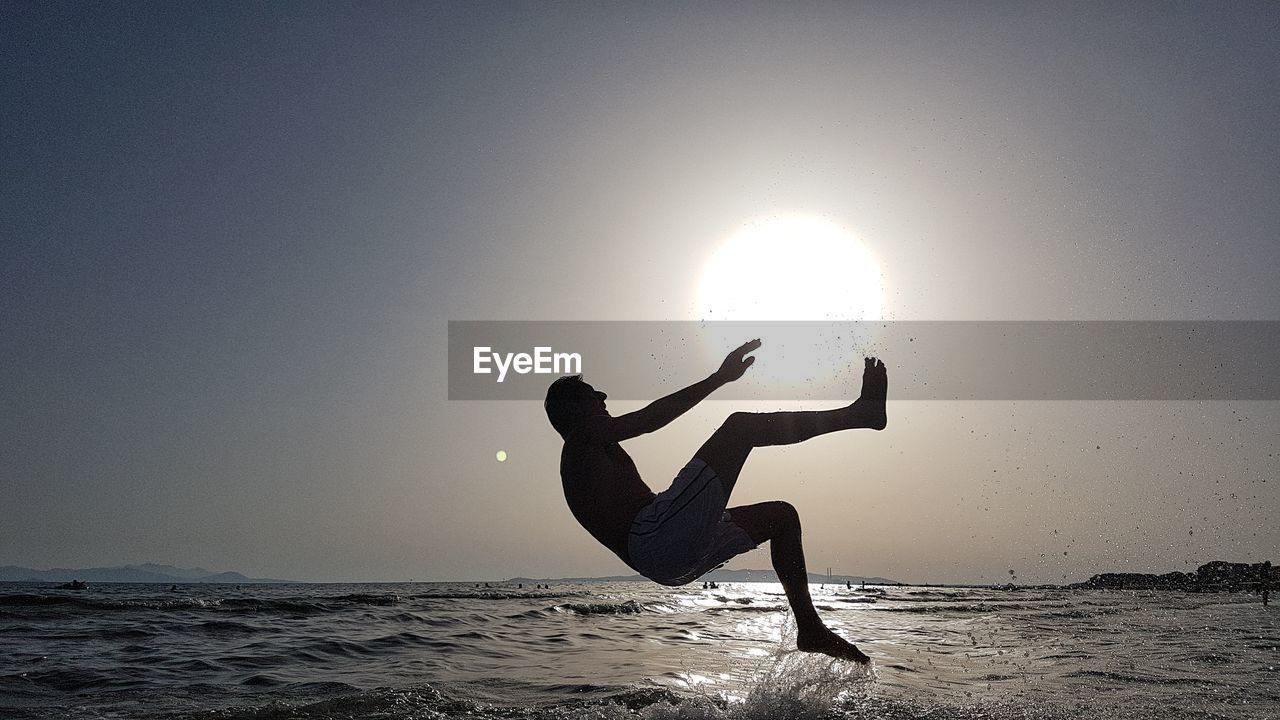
[591, 339, 760, 442]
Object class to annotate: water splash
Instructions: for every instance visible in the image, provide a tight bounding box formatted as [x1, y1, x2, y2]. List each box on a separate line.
[571, 620, 875, 720]
[731, 622, 876, 720]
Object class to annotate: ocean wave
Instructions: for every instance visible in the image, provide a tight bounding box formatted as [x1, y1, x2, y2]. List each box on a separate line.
[710, 594, 754, 605]
[416, 590, 583, 601]
[1184, 653, 1235, 665]
[506, 607, 554, 620]
[553, 600, 674, 615]
[0, 592, 403, 615]
[239, 672, 284, 687]
[330, 592, 401, 605]
[6, 667, 148, 693]
[1065, 669, 1210, 687]
[0, 594, 75, 607]
[905, 590, 976, 598]
[176, 683, 495, 719]
[191, 619, 257, 635]
[1040, 607, 1123, 619]
[0, 594, 222, 612]
[218, 598, 328, 613]
[876, 603, 1019, 614]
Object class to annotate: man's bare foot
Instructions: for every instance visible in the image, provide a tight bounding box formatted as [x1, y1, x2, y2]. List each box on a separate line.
[797, 626, 872, 664]
[849, 357, 888, 430]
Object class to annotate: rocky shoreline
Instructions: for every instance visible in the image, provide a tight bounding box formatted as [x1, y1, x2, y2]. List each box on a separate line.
[1073, 560, 1272, 591]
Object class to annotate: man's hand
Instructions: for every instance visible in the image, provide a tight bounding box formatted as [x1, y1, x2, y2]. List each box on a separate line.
[715, 339, 761, 384]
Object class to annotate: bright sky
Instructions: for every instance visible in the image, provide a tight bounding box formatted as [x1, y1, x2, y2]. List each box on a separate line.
[3, 4, 1277, 583]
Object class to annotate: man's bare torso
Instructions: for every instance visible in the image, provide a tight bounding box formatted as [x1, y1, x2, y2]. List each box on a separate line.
[560, 438, 657, 564]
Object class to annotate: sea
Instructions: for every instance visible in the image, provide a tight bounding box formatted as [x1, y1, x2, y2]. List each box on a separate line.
[0, 581, 1275, 719]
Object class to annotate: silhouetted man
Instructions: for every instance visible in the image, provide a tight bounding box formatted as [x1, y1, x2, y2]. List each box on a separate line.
[546, 339, 887, 663]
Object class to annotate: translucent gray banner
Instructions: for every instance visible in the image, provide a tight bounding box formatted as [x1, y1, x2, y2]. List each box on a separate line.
[448, 321, 1280, 401]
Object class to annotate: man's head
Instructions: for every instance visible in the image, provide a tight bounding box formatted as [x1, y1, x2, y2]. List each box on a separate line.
[544, 375, 607, 439]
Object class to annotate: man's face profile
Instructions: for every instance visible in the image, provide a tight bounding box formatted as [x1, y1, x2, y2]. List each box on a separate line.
[575, 383, 608, 417]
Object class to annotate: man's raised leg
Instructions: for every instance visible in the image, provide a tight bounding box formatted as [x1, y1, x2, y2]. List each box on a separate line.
[697, 357, 888, 496]
[728, 501, 871, 663]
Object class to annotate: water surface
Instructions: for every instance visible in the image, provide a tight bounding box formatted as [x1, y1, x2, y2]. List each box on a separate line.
[1, 582, 1275, 718]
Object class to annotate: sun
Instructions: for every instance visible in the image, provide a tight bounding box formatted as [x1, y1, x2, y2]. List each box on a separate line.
[695, 215, 885, 387]
[697, 215, 883, 321]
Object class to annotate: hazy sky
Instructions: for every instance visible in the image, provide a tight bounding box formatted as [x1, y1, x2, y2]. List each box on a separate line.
[3, 3, 1277, 583]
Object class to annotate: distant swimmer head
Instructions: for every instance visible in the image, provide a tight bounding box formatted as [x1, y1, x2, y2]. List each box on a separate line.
[545, 375, 607, 438]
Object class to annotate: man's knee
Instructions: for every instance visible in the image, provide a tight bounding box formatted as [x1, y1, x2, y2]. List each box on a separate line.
[719, 411, 767, 439]
[707, 412, 754, 447]
[769, 500, 801, 530]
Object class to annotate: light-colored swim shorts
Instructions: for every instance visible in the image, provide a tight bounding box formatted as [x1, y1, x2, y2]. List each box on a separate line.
[627, 459, 759, 586]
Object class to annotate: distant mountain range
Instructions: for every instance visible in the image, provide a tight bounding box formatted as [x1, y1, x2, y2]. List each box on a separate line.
[510, 569, 899, 585]
[0, 564, 294, 584]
